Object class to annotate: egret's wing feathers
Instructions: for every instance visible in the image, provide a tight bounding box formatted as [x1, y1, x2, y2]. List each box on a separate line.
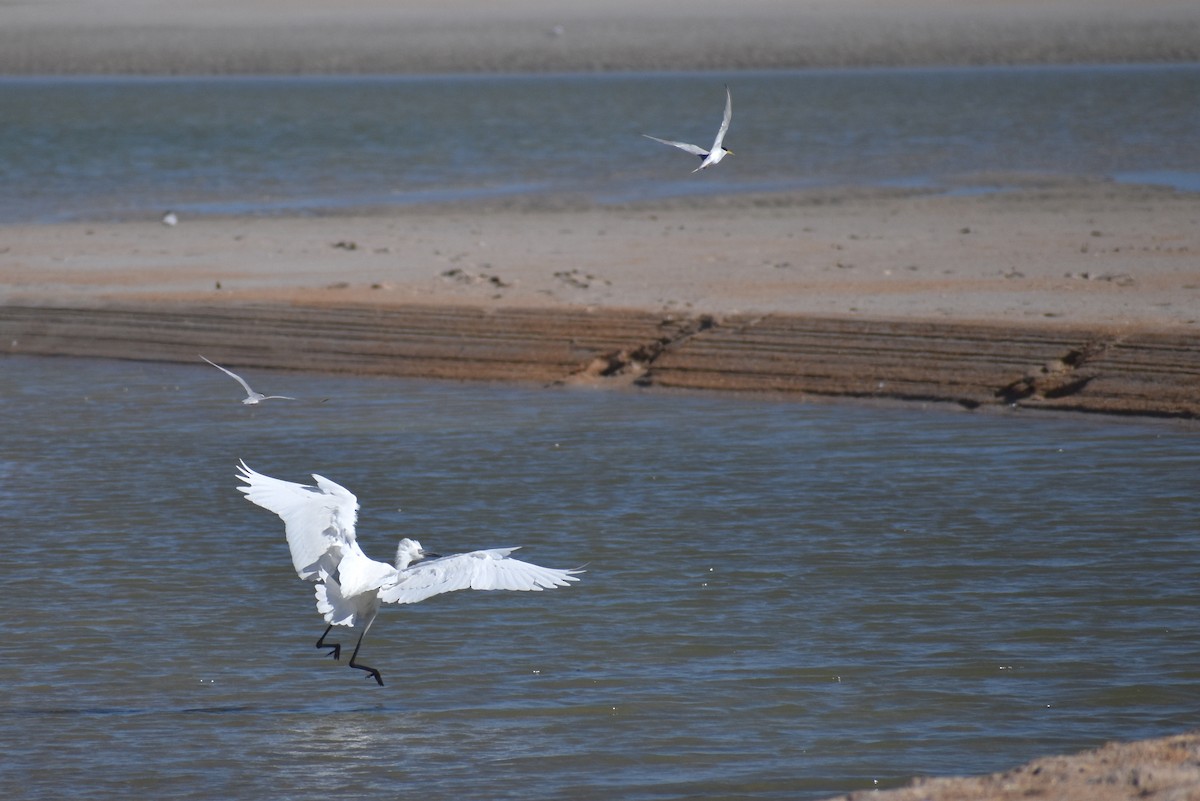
[642, 134, 709, 157]
[712, 86, 732, 151]
[202, 355, 257, 395]
[379, 548, 582, 605]
[236, 461, 359, 581]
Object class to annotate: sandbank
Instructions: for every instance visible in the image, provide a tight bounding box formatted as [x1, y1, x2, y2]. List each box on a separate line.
[4, 182, 1199, 418]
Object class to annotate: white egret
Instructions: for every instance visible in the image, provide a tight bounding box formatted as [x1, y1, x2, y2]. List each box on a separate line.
[200, 356, 296, 405]
[235, 461, 582, 686]
[643, 85, 734, 172]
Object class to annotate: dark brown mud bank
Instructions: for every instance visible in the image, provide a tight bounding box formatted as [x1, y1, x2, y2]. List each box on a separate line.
[3, 302, 1198, 419]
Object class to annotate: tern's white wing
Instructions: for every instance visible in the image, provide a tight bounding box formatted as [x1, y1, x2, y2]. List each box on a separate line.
[201, 355, 256, 396]
[711, 86, 732, 151]
[642, 134, 709, 157]
[236, 460, 359, 581]
[379, 547, 582, 604]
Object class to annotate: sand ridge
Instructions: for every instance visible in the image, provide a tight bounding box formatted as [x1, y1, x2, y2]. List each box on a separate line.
[2, 0, 1200, 74]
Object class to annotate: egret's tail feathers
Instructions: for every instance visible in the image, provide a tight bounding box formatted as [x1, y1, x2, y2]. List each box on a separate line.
[315, 576, 358, 627]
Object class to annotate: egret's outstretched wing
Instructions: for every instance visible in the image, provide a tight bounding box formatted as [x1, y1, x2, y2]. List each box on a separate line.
[642, 134, 709, 157]
[711, 86, 732, 151]
[236, 460, 359, 581]
[202, 355, 255, 396]
[379, 548, 582, 605]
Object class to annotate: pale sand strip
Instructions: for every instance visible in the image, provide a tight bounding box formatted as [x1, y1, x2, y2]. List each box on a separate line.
[2, 0, 1199, 74]
[5, 184, 1198, 329]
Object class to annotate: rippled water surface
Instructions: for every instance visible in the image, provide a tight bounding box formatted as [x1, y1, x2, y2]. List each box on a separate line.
[1, 355, 1197, 799]
[1, 65, 1198, 222]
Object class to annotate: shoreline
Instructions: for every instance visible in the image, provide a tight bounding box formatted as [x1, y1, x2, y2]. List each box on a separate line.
[833, 729, 1200, 801]
[5, 300, 1200, 421]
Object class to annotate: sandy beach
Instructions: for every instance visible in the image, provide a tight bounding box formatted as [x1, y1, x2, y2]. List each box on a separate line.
[2, 4, 1199, 797]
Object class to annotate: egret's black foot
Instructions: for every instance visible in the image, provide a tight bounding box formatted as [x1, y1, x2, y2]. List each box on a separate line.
[315, 626, 341, 662]
[345, 630, 383, 686]
[350, 660, 384, 686]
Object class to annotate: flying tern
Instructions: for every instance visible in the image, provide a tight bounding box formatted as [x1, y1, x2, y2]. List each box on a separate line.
[201, 356, 296, 405]
[643, 85, 734, 172]
[236, 461, 582, 686]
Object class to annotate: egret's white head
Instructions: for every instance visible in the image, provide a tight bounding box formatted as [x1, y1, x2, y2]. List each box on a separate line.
[395, 537, 438, 570]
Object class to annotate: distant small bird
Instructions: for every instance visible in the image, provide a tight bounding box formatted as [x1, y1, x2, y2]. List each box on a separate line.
[200, 356, 295, 405]
[644, 86, 734, 173]
[161, 211, 178, 226]
[236, 462, 582, 686]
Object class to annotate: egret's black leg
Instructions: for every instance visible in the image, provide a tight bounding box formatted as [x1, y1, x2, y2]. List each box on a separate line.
[315, 624, 341, 661]
[346, 631, 383, 686]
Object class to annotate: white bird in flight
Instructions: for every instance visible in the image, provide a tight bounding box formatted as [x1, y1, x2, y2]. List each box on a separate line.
[643, 85, 734, 173]
[201, 356, 296, 405]
[236, 461, 582, 686]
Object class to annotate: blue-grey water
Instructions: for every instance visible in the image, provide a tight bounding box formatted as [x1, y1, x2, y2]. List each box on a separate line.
[1, 65, 1199, 223]
[1, 354, 1197, 800]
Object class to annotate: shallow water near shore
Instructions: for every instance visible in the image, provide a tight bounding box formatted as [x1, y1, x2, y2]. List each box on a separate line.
[1, 354, 1197, 800]
[1, 64, 1198, 222]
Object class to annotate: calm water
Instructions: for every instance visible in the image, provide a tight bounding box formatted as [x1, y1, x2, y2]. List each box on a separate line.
[1, 65, 1199, 222]
[0, 354, 1197, 799]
